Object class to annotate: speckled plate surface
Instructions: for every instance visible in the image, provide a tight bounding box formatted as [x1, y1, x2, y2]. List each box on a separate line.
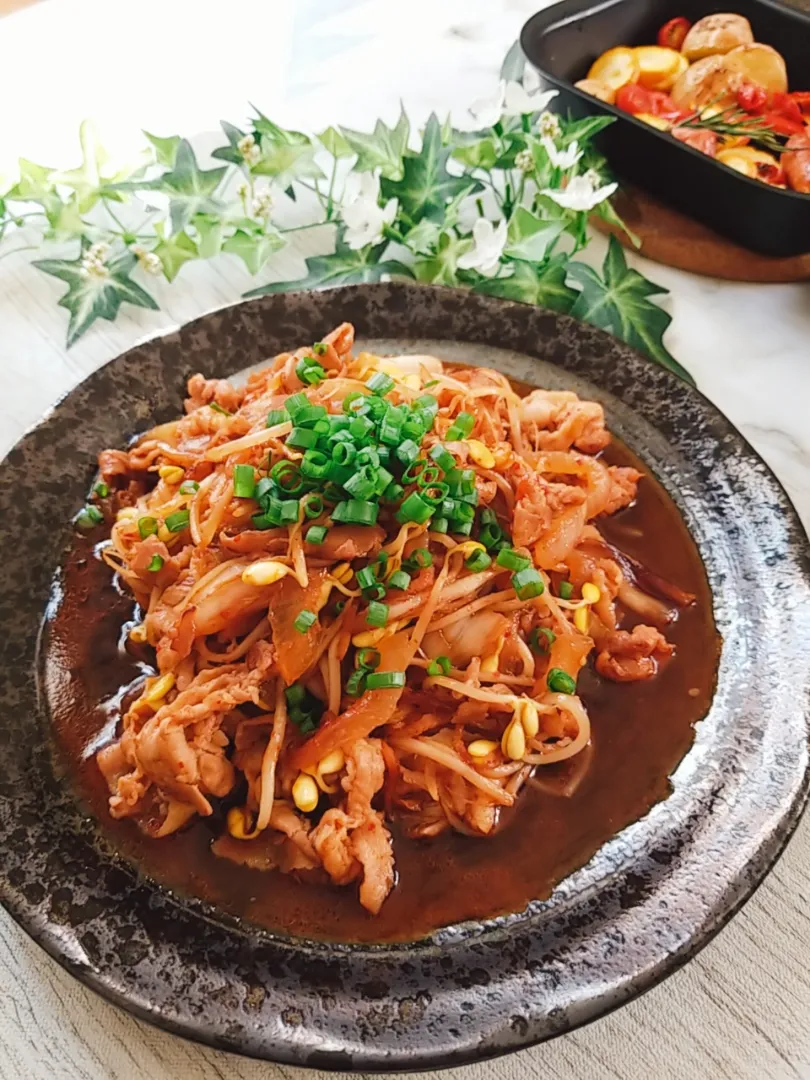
[1, 283, 809, 1070]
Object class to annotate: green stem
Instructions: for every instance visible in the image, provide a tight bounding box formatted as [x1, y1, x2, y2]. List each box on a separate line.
[0, 243, 39, 262]
[103, 201, 128, 234]
[325, 157, 338, 222]
[383, 223, 408, 244]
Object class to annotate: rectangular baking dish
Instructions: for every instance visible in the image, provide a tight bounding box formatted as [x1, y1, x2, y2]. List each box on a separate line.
[521, 0, 810, 257]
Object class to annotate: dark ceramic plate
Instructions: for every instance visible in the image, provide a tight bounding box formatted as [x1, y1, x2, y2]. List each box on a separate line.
[1, 283, 809, 1070]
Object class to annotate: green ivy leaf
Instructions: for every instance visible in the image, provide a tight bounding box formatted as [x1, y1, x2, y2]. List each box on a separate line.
[504, 208, 565, 262]
[144, 131, 182, 168]
[591, 198, 641, 249]
[34, 242, 158, 347]
[381, 113, 477, 225]
[245, 230, 412, 296]
[250, 106, 311, 146]
[451, 137, 498, 170]
[223, 227, 285, 274]
[211, 121, 247, 165]
[559, 115, 614, 147]
[566, 236, 691, 381]
[318, 126, 353, 159]
[403, 218, 441, 255]
[252, 141, 323, 187]
[340, 106, 410, 181]
[153, 229, 198, 282]
[193, 213, 225, 258]
[43, 194, 85, 241]
[8, 159, 55, 201]
[156, 140, 228, 235]
[412, 231, 470, 286]
[475, 255, 577, 313]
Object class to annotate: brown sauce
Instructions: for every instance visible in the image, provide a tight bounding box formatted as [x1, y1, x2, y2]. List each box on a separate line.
[42, 440, 719, 943]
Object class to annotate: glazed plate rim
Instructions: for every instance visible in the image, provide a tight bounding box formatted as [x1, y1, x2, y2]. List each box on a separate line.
[1, 282, 809, 1071]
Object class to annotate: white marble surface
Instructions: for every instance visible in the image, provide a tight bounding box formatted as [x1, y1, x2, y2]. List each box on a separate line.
[0, 1, 809, 1079]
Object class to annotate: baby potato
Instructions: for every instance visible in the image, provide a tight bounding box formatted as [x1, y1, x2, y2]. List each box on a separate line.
[671, 54, 736, 110]
[634, 112, 673, 130]
[680, 13, 754, 60]
[634, 46, 689, 90]
[716, 145, 783, 184]
[723, 43, 788, 96]
[587, 47, 640, 92]
[574, 78, 617, 105]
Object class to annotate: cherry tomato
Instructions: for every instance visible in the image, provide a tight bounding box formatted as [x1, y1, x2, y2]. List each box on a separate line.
[671, 127, 719, 157]
[761, 111, 806, 137]
[657, 17, 691, 51]
[736, 81, 768, 114]
[615, 83, 655, 115]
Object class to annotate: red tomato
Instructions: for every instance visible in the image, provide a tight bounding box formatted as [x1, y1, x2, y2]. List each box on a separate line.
[762, 111, 806, 137]
[771, 92, 804, 124]
[790, 91, 810, 114]
[671, 127, 719, 157]
[615, 83, 655, 115]
[657, 16, 691, 50]
[736, 81, 768, 113]
[647, 91, 691, 123]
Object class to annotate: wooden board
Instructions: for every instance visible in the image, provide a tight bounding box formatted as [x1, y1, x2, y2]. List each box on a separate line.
[593, 184, 810, 282]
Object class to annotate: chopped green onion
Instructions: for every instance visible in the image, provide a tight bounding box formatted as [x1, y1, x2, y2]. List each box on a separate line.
[379, 417, 403, 446]
[279, 500, 300, 525]
[75, 504, 104, 530]
[332, 500, 379, 525]
[450, 501, 475, 524]
[452, 519, 474, 536]
[547, 667, 576, 694]
[479, 522, 503, 550]
[165, 509, 190, 533]
[232, 464, 256, 499]
[404, 548, 433, 571]
[331, 441, 357, 466]
[420, 482, 450, 508]
[345, 669, 367, 697]
[496, 547, 531, 572]
[529, 626, 556, 652]
[363, 583, 387, 601]
[285, 684, 306, 707]
[446, 411, 474, 440]
[383, 481, 405, 503]
[356, 446, 380, 469]
[252, 510, 278, 530]
[301, 449, 331, 479]
[465, 549, 492, 572]
[402, 459, 427, 484]
[366, 600, 389, 627]
[343, 391, 366, 414]
[422, 380, 439, 390]
[426, 655, 451, 676]
[396, 491, 433, 525]
[94, 481, 109, 498]
[480, 508, 498, 526]
[147, 554, 164, 572]
[402, 417, 426, 441]
[388, 570, 411, 591]
[431, 516, 449, 534]
[209, 402, 231, 416]
[296, 357, 327, 385]
[559, 580, 574, 600]
[356, 566, 378, 590]
[293, 404, 327, 428]
[313, 341, 328, 356]
[294, 609, 317, 633]
[305, 525, 328, 545]
[373, 466, 394, 496]
[365, 670, 405, 690]
[416, 465, 441, 489]
[445, 467, 475, 496]
[357, 647, 381, 670]
[266, 408, 288, 427]
[396, 439, 420, 467]
[287, 426, 319, 451]
[137, 516, 158, 539]
[366, 370, 395, 395]
[285, 392, 309, 417]
[271, 460, 305, 494]
[179, 479, 200, 495]
[414, 393, 439, 415]
[344, 466, 378, 500]
[349, 415, 374, 440]
[511, 567, 545, 600]
[302, 494, 324, 518]
[429, 444, 455, 472]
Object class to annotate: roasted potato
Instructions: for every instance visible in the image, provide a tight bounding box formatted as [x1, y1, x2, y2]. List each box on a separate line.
[587, 47, 640, 92]
[573, 78, 617, 105]
[670, 54, 736, 110]
[716, 145, 784, 184]
[634, 46, 689, 91]
[723, 43, 788, 96]
[680, 13, 754, 61]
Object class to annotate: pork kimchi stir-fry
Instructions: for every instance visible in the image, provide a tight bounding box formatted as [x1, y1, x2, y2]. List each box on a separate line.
[89, 322, 694, 915]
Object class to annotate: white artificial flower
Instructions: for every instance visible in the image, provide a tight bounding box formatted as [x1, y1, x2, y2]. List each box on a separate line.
[131, 245, 162, 275]
[503, 82, 558, 116]
[515, 148, 534, 173]
[457, 218, 508, 276]
[541, 175, 618, 212]
[80, 240, 110, 279]
[523, 65, 541, 94]
[538, 112, 561, 139]
[541, 137, 583, 170]
[252, 184, 274, 218]
[341, 172, 398, 249]
[237, 133, 261, 166]
[583, 168, 603, 188]
[470, 81, 507, 128]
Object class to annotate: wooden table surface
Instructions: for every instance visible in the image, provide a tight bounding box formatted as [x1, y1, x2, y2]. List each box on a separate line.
[0, 2, 809, 1079]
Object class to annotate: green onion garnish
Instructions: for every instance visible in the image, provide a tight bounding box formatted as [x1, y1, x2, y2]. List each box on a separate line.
[388, 569, 411, 591]
[511, 567, 545, 600]
[465, 549, 492, 573]
[344, 466, 378, 500]
[285, 392, 308, 417]
[209, 402, 231, 416]
[365, 600, 389, 627]
[305, 525, 328, 545]
[94, 482, 109, 498]
[179, 479, 200, 495]
[137, 516, 158, 539]
[279, 500, 300, 525]
[547, 668, 576, 694]
[496, 547, 531, 572]
[356, 647, 381, 671]
[313, 341, 328, 356]
[296, 357, 327, 385]
[287, 426, 319, 451]
[266, 408, 289, 427]
[426, 655, 451, 676]
[403, 548, 433, 571]
[165, 509, 190, 533]
[396, 439, 420, 467]
[75, 504, 104, 530]
[147, 554, 164, 572]
[345, 669, 367, 697]
[356, 566, 378, 590]
[232, 464, 256, 499]
[366, 371, 395, 395]
[429, 444, 455, 472]
[302, 494, 324, 519]
[446, 411, 474, 440]
[294, 609, 317, 633]
[332, 500, 379, 526]
[396, 491, 433, 525]
[285, 684, 306, 707]
[431, 516, 449, 534]
[529, 626, 556, 652]
[365, 670, 405, 690]
[559, 580, 574, 600]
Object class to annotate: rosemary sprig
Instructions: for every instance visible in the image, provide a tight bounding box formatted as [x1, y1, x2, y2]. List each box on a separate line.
[680, 107, 786, 155]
